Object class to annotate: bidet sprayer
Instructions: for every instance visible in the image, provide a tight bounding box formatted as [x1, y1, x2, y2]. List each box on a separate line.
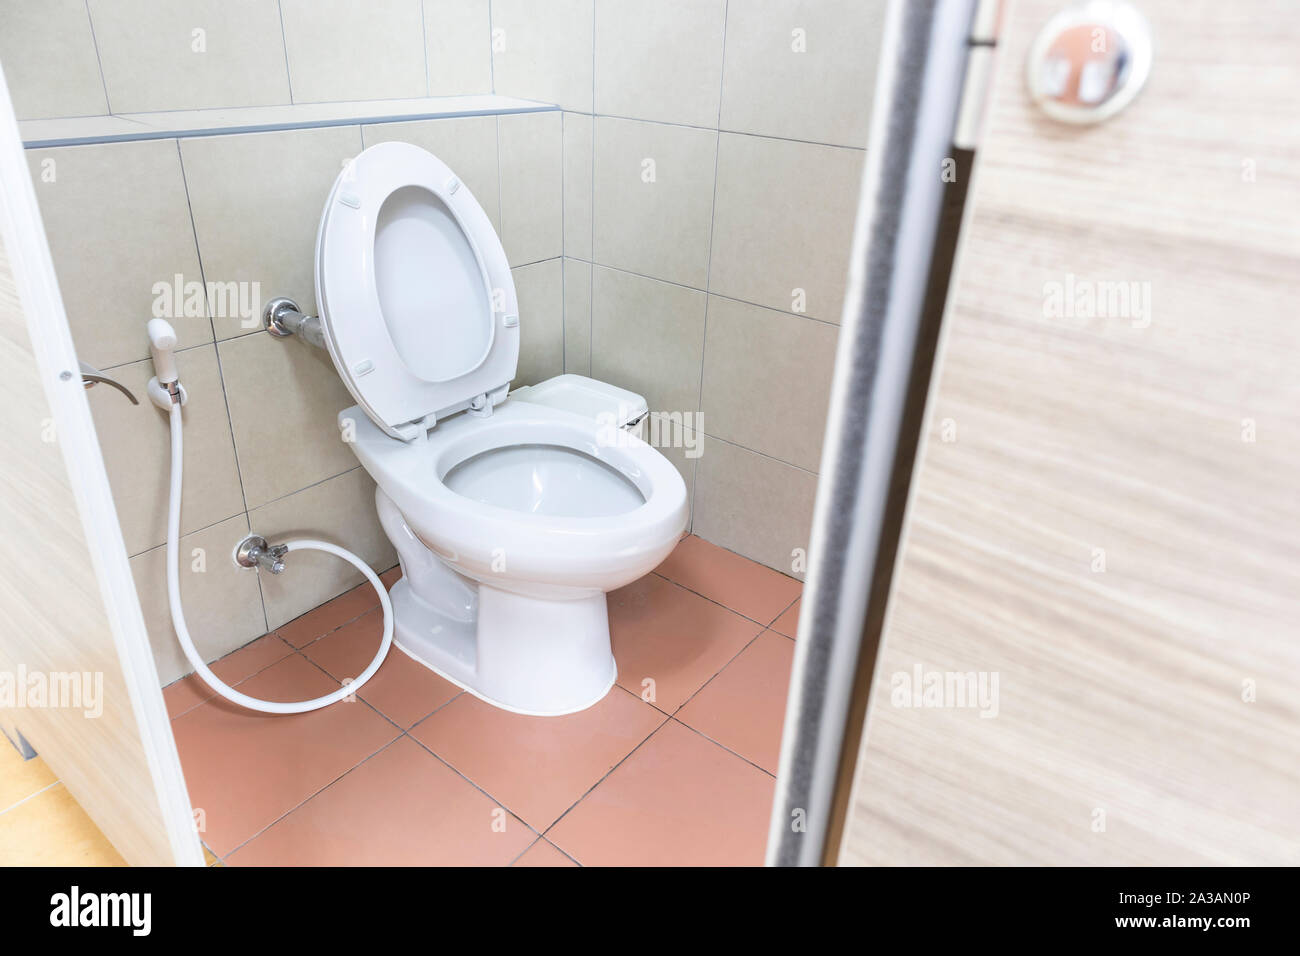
[146, 319, 188, 410]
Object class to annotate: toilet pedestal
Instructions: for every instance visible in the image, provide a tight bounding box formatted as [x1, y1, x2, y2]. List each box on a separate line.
[389, 580, 617, 716]
[377, 488, 618, 715]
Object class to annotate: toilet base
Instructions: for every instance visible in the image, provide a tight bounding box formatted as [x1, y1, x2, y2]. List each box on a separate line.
[388, 577, 617, 716]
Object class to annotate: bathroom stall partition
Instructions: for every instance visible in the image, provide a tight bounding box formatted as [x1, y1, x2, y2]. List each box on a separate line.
[774, 0, 1300, 865]
[0, 67, 201, 866]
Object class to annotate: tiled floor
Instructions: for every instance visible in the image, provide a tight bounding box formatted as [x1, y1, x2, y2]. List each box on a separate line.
[166, 535, 801, 866]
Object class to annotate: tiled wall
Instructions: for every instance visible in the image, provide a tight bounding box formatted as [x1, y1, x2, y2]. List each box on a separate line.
[4, 0, 882, 684]
[3, 2, 568, 685]
[489, 0, 884, 575]
[0, 0, 493, 118]
[21, 114, 560, 685]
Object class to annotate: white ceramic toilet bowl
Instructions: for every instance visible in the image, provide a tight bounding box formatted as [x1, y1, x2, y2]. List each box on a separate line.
[312, 139, 688, 714]
[344, 397, 688, 715]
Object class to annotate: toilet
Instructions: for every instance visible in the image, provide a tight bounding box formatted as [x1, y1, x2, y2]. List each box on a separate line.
[313, 141, 688, 715]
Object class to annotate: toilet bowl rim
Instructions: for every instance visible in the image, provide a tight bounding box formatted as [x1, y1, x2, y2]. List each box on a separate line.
[347, 399, 690, 537]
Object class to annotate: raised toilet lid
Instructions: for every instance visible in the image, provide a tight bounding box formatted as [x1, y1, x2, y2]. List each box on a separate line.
[315, 141, 520, 441]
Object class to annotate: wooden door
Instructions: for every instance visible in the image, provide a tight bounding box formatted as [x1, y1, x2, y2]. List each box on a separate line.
[841, 0, 1300, 865]
[0, 68, 201, 867]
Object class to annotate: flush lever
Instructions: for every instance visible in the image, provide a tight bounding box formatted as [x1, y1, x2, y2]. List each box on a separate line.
[78, 361, 139, 404]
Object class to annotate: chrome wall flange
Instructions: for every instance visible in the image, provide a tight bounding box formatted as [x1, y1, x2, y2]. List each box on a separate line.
[264, 296, 327, 349]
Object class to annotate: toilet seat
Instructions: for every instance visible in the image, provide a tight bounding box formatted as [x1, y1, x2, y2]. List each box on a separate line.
[342, 398, 689, 593]
[315, 141, 520, 441]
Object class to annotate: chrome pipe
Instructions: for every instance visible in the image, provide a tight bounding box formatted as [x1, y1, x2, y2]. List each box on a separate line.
[264, 296, 326, 350]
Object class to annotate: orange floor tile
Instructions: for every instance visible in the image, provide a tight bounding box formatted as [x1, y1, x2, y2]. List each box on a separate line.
[410, 686, 666, 830]
[770, 597, 801, 639]
[676, 630, 795, 774]
[609, 573, 764, 711]
[302, 608, 461, 729]
[513, 838, 578, 867]
[225, 737, 533, 866]
[654, 534, 802, 626]
[547, 719, 775, 866]
[169, 537, 799, 866]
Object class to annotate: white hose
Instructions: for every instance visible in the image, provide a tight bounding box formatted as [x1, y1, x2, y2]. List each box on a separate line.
[165, 400, 393, 714]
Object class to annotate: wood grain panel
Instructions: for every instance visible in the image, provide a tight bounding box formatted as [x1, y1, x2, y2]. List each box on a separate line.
[0, 83, 201, 865]
[841, 0, 1300, 865]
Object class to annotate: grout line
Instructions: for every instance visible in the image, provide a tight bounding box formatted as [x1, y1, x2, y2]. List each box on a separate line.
[173, 138, 269, 632]
[401, 689, 465, 732]
[511, 254, 562, 270]
[566, 110, 866, 154]
[715, 0, 730, 129]
[547, 837, 582, 867]
[649, 570, 787, 633]
[100, 338, 223, 375]
[127, 506, 245, 560]
[296, 654, 409, 735]
[220, 731, 403, 861]
[419, 0, 430, 96]
[487, 0, 496, 94]
[505, 837, 541, 866]
[559, 113, 566, 367]
[767, 592, 802, 632]
[164, 638, 296, 721]
[494, 113, 505, 250]
[587, 115, 596, 371]
[668, 630, 763, 719]
[0, 780, 61, 819]
[81, 0, 113, 114]
[671, 716, 776, 780]
[696, 430, 820, 476]
[403, 731, 546, 843]
[275, 0, 294, 104]
[246, 462, 365, 514]
[540, 693, 671, 839]
[691, 0, 730, 530]
[584, 260, 842, 328]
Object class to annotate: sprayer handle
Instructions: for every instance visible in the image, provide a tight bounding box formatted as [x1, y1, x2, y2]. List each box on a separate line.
[147, 318, 179, 383]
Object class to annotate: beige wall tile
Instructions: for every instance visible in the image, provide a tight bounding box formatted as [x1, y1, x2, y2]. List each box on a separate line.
[512, 259, 564, 387]
[709, 132, 862, 322]
[131, 513, 266, 685]
[88, 346, 244, 556]
[593, 117, 716, 288]
[490, 0, 594, 112]
[180, 125, 362, 341]
[590, 266, 705, 417]
[563, 258, 592, 375]
[498, 112, 563, 266]
[562, 112, 594, 260]
[87, 0, 290, 113]
[594, 0, 726, 128]
[251, 468, 396, 629]
[28, 139, 211, 368]
[362, 117, 500, 234]
[279, 0, 426, 103]
[218, 330, 357, 509]
[423, 0, 492, 95]
[692, 437, 817, 578]
[0, 0, 108, 120]
[700, 296, 838, 471]
[719, 0, 886, 148]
